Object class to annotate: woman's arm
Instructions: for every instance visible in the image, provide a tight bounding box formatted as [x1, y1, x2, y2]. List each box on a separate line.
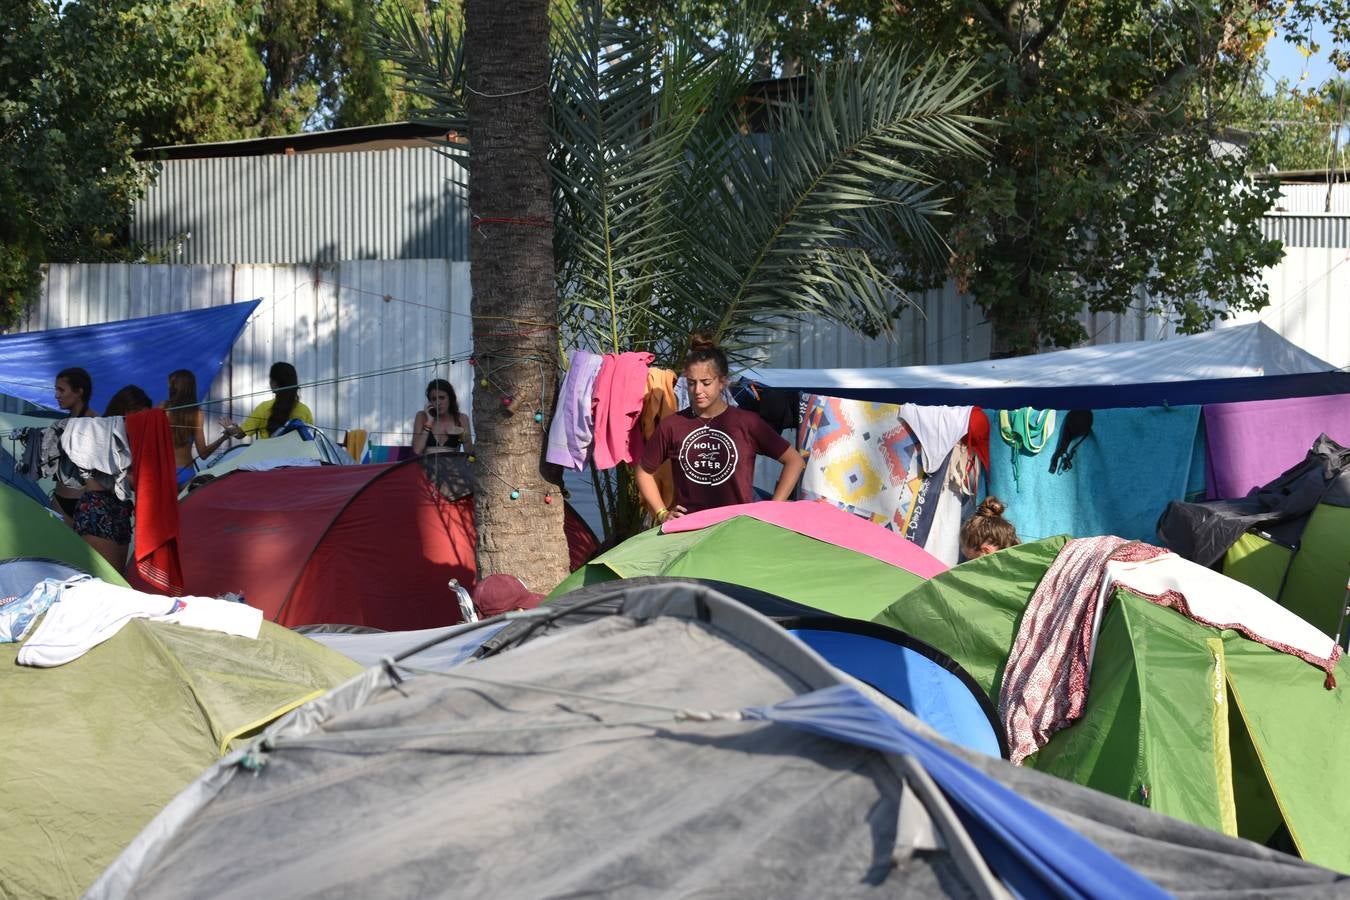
[634, 465, 674, 522]
[770, 447, 805, 502]
[412, 410, 431, 455]
[459, 414, 475, 456]
[195, 411, 229, 459]
[238, 402, 268, 438]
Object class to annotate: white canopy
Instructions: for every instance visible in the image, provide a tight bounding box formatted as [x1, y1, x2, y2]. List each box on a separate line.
[745, 323, 1347, 408]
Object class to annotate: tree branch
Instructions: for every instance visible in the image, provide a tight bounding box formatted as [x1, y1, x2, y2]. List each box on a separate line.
[1025, 0, 1071, 57]
[966, 0, 1018, 53]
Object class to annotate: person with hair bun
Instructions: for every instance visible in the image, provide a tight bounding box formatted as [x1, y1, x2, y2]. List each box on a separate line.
[637, 332, 804, 521]
[959, 496, 1020, 560]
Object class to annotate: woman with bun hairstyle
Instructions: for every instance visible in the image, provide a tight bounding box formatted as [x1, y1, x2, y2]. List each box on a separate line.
[960, 496, 1020, 560]
[637, 332, 804, 521]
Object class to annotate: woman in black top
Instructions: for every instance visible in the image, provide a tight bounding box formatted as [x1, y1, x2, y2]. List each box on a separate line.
[412, 379, 474, 456]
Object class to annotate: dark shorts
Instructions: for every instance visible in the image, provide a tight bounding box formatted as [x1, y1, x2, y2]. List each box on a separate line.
[74, 491, 134, 545]
[52, 493, 79, 517]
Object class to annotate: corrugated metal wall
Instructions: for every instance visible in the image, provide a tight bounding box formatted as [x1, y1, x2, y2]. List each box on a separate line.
[1261, 213, 1350, 249]
[1239, 244, 1350, 368]
[1271, 183, 1350, 216]
[24, 261, 475, 446]
[131, 147, 470, 264]
[760, 218, 1349, 371]
[20, 216, 1347, 441]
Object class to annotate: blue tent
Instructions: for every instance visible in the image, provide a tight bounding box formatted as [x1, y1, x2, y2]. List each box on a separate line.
[0, 301, 260, 412]
[781, 617, 1004, 758]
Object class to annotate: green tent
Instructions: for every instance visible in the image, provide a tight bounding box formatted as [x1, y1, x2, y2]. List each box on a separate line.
[0, 482, 127, 585]
[551, 518, 929, 621]
[0, 618, 360, 898]
[873, 537, 1350, 874]
[1161, 437, 1350, 637]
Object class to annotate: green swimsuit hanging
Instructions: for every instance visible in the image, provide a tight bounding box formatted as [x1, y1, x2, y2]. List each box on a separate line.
[999, 407, 1057, 487]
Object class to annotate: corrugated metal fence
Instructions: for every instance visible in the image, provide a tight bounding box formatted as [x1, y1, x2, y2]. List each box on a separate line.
[17, 220, 1348, 442]
[759, 238, 1350, 371]
[24, 261, 475, 447]
[132, 147, 470, 264]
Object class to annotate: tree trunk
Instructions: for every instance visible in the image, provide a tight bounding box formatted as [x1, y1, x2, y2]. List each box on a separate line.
[464, 0, 568, 591]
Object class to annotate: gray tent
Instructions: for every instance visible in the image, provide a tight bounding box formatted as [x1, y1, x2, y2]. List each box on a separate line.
[92, 581, 1350, 899]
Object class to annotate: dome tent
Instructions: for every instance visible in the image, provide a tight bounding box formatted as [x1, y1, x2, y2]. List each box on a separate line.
[1, 612, 359, 899]
[91, 580, 1349, 899]
[175, 460, 476, 629]
[0, 482, 126, 585]
[551, 500, 947, 621]
[873, 537, 1350, 873]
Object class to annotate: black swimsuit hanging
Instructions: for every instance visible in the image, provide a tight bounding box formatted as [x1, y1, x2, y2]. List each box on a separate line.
[1049, 409, 1094, 474]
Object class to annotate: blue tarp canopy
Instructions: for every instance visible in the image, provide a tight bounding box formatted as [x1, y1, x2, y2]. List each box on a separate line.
[745, 323, 1350, 409]
[0, 301, 260, 412]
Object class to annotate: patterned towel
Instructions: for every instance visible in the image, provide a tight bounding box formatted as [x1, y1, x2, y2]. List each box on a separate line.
[796, 395, 926, 532]
[999, 536, 1162, 764]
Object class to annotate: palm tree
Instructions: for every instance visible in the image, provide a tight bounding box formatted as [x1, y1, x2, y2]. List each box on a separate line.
[459, 0, 568, 590]
[379, 0, 988, 551]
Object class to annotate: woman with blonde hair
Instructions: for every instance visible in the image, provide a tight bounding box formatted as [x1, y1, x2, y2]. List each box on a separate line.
[162, 369, 230, 486]
[960, 496, 1020, 560]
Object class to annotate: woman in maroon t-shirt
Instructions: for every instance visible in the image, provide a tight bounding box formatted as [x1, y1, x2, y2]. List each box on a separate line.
[637, 333, 804, 521]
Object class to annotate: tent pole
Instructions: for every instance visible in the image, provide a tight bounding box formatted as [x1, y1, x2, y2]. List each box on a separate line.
[1334, 566, 1350, 653]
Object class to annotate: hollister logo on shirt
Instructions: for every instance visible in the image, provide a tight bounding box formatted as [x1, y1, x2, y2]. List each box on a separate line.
[678, 425, 739, 486]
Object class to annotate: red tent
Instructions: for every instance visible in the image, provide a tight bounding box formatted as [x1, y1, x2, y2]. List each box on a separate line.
[176, 461, 477, 629]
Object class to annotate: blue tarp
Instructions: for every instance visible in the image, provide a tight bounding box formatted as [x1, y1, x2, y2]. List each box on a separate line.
[0, 301, 260, 412]
[746, 683, 1170, 900]
[746, 323, 1350, 409]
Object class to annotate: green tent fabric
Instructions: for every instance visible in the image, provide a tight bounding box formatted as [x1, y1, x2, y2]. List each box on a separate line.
[0, 618, 360, 899]
[0, 482, 127, 585]
[874, 537, 1350, 874]
[1277, 502, 1350, 635]
[551, 519, 928, 620]
[1222, 532, 1294, 602]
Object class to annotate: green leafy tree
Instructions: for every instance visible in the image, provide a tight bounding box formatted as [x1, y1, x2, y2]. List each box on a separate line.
[0, 0, 208, 325]
[856, 2, 1289, 354]
[1236, 75, 1350, 173]
[634, 1, 1350, 355]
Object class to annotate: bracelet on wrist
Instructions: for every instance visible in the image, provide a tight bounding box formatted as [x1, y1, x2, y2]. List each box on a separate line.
[655, 507, 669, 522]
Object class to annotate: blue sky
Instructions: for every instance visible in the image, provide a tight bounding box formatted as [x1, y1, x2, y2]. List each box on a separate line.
[1262, 20, 1343, 92]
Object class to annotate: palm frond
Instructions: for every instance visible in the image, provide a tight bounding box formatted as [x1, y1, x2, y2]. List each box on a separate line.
[664, 47, 989, 360]
[549, 0, 761, 355]
[371, 3, 467, 128]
